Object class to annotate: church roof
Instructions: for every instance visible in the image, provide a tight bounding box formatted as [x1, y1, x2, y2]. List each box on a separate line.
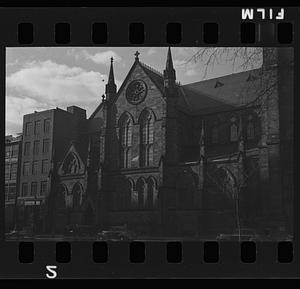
[89, 53, 264, 119]
[89, 102, 103, 119]
[177, 68, 263, 115]
[89, 60, 166, 120]
[139, 62, 165, 93]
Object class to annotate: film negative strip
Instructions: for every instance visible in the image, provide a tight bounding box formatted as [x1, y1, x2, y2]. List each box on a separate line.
[0, 6, 298, 279]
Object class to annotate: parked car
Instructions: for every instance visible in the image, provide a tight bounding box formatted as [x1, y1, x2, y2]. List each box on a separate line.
[216, 229, 260, 241]
[64, 224, 97, 238]
[97, 230, 134, 241]
[5, 229, 32, 240]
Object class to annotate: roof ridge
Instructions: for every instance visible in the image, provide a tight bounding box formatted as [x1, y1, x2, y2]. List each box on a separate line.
[182, 67, 262, 87]
[182, 85, 237, 107]
[179, 87, 193, 112]
[140, 61, 182, 86]
[140, 61, 164, 77]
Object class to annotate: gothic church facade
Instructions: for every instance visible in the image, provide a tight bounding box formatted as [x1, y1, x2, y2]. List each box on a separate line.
[47, 47, 293, 237]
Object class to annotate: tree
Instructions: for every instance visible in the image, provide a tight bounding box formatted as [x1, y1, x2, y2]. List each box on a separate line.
[184, 47, 283, 118]
[206, 161, 260, 241]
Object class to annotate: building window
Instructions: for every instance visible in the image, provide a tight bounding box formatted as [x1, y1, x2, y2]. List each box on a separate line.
[31, 182, 38, 197]
[147, 177, 157, 209]
[247, 115, 255, 140]
[125, 179, 134, 210]
[6, 184, 16, 201]
[56, 185, 67, 209]
[23, 162, 30, 176]
[119, 113, 133, 169]
[25, 122, 32, 136]
[43, 139, 50, 153]
[5, 164, 10, 179]
[33, 140, 40, 155]
[9, 185, 16, 195]
[44, 119, 50, 134]
[34, 120, 41, 136]
[40, 181, 47, 196]
[5, 146, 11, 158]
[62, 152, 80, 174]
[11, 145, 18, 157]
[5, 185, 8, 201]
[139, 110, 154, 167]
[22, 183, 28, 197]
[117, 178, 133, 210]
[32, 161, 39, 175]
[42, 160, 49, 175]
[136, 178, 146, 209]
[230, 116, 238, 142]
[10, 163, 17, 180]
[24, 142, 31, 156]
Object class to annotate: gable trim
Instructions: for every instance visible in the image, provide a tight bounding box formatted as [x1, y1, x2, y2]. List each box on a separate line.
[58, 142, 86, 176]
[110, 60, 167, 107]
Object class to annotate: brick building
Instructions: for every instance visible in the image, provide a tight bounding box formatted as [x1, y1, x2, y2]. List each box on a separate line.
[16, 106, 100, 233]
[5, 134, 22, 232]
[12, 47, 293, 238]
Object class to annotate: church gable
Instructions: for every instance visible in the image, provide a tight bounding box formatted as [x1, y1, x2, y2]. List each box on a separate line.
[104, 56, 167, 171]
[58, 143, 86, 176]
[114, 61, 166, 123]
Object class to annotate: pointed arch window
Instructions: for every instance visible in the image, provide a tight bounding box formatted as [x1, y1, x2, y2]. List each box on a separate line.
[57, 184, 67, 209]
[246, 115, 255, 140]
[62, 152, 80, 175]
[119, 113, 133, 169]
[72, 183, 83, 210]
[139, 110, 154, 167]
[230, 116, 238, 142]
[136, 178, 146, 209]
[126, 179, 134, 210]
[147, 177, 158, 209]
[119, 178, 133, 210]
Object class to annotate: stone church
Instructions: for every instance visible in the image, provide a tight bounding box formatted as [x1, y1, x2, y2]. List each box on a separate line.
[48, 47, 293, 238]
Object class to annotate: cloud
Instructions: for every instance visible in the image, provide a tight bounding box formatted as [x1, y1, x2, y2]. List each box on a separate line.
[147, 47, 157, 56]
[6, 59, 20, 67]
[173, 59, 187, 67]
[6, 60, 106, 104]
[173, 47, 198, 57]
[67, 48, 122, 65]
[174, 58, 199, 77]
[5, 95, 49, 135]
[185, 69, 198, 77]
[5, 60, 119, 134]
[84, 50, 121, 65]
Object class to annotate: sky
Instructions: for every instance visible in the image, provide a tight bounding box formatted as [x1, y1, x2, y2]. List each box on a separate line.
[6, 47, 262, 136]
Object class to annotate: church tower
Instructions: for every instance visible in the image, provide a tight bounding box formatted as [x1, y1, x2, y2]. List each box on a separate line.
[104, 56, 117, 169]
[163, 47, 179, 165]
[160, 47, 180, 233]
[105, 57, 117, 102]
[163, 47, 176, 93]
[98, 57, 118, 229]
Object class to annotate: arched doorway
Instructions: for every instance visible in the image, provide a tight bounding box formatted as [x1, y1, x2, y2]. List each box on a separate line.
[71, 182, 83, 225]
[54, 184, 67, 233]
[136, 178, 146, 209]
